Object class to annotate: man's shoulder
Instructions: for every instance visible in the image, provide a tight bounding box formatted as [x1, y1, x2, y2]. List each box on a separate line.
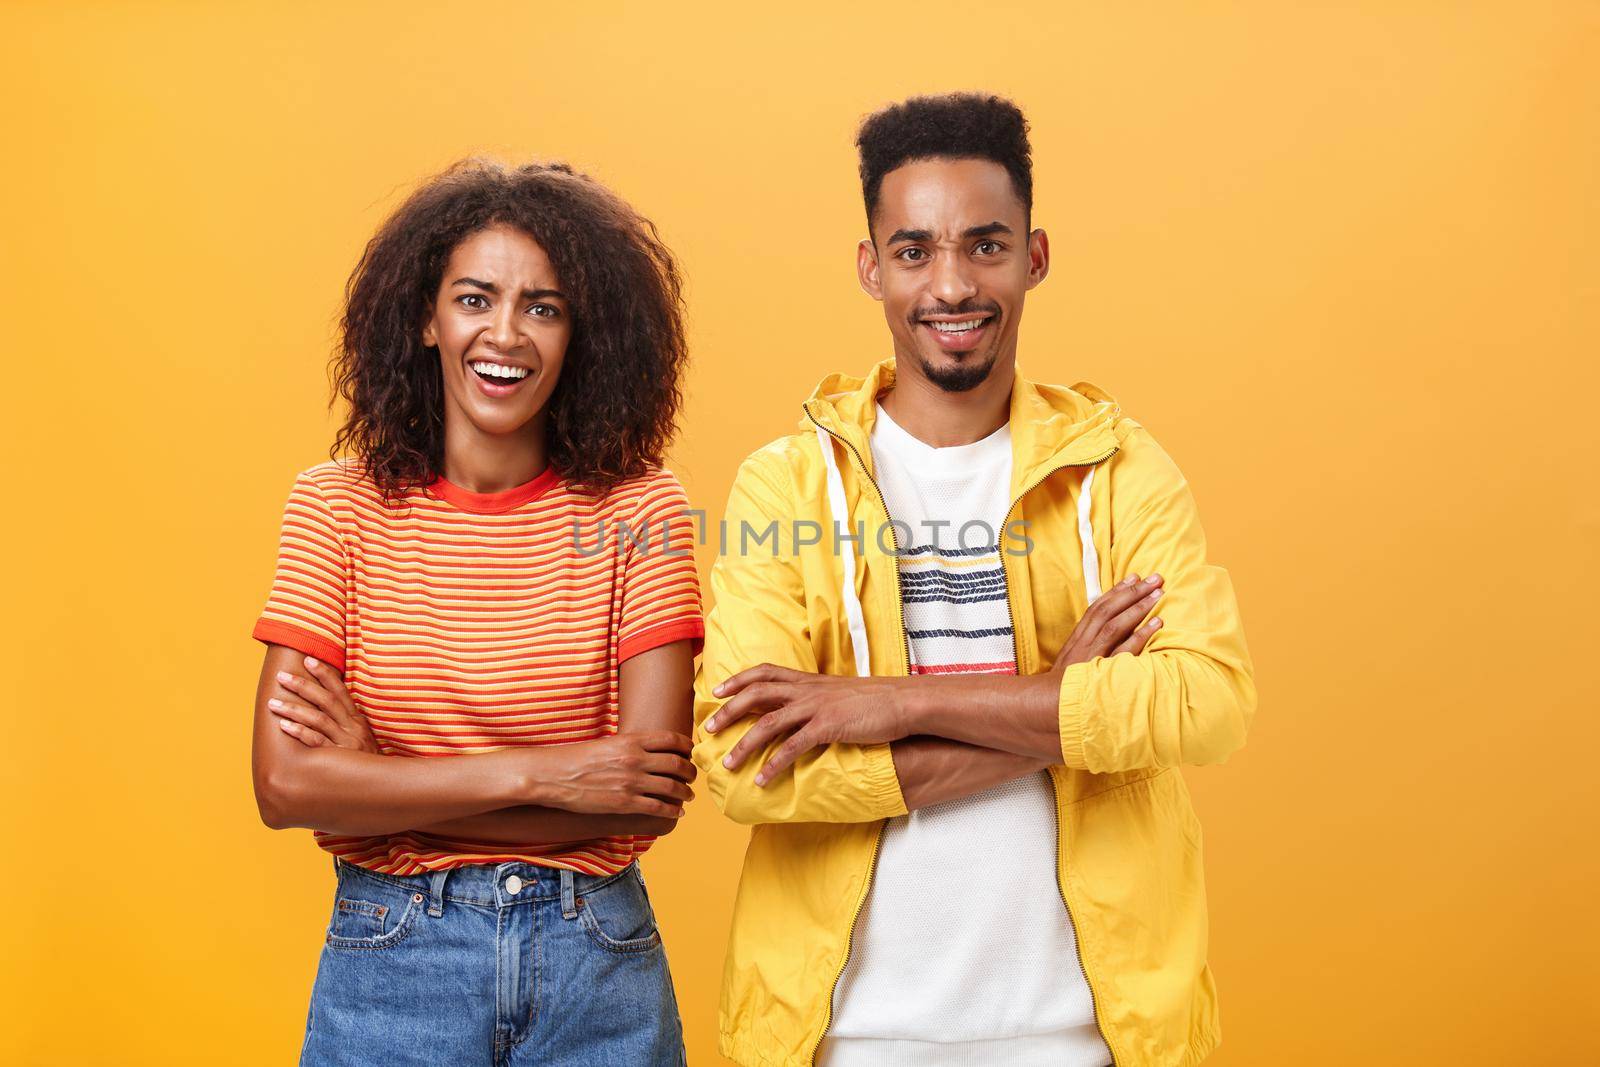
[1101, 422, 1200, 521]
[730, 432, 818, 495]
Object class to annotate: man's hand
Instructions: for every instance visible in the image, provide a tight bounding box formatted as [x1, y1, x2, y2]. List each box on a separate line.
[1051, 572, 1166, 674]
[706, 572, 1168, 785]
[706, 668, 909, 785]
[267, 656, 381, 753]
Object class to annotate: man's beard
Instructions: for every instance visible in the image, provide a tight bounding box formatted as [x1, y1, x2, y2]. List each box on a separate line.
[904, 299, 1003, 392]
[912, 344, 1001, 393]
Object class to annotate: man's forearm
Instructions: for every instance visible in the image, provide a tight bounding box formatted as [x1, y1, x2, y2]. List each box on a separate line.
[891, 735, 1052, 810]
[410, 806, 678, 846]
[894, 673, 1064, 764]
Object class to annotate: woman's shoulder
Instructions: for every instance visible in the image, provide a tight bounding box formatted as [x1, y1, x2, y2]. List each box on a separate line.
[292, 457, 377, 494]
[594, 465, 694, 520]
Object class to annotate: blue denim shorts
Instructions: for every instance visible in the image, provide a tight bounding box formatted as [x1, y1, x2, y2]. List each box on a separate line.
[299, 855, 687, 1066]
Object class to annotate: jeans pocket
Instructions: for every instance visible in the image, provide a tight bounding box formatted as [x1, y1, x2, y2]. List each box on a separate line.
[324, 868, 425, 951]
[577, 866, 663, 955]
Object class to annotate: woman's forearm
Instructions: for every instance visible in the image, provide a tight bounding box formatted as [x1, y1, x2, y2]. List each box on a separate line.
[258, 745, 544, 836]
[410, 806, 680, 846]
[254, 641, 698, 840]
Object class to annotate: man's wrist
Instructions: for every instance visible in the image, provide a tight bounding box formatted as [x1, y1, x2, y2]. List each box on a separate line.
[1028, 670, 1068, 763]
[890, 679, 936, 738]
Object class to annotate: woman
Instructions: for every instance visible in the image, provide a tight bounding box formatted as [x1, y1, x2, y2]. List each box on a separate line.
[250, 159, 702, 1066]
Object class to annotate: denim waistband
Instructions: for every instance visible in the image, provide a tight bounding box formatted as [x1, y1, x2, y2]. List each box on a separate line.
[333, 855, 638, 917]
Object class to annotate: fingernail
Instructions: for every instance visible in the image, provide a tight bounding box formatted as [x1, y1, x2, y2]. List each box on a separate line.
[1145, 574, 1161, 585]
[704, 718, 717, 733]
[305, 657, 319, 668]
[275, 671, 292, 683]
[713, 682, 726, 696]
[277, 718, 293, 731]
[1150, 588, 1163, 599]
[722, 755, 733, 768]
[268, 698, 283, 709]
[754, 774, 767, 787]
[1151, 617, 1163, 627]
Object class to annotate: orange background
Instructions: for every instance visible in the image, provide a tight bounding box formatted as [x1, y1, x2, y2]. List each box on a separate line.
[3, 3, 1596, 1064]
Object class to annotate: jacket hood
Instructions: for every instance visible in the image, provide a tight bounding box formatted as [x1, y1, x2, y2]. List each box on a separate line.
[800, 356, 1132, 486]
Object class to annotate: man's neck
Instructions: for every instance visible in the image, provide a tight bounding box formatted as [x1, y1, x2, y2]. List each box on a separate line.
[878, 357, 1015, 448]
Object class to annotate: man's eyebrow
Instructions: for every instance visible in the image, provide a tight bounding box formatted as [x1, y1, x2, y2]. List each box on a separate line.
[450, 277, 566, 301]
[884, 222, 1013, 245]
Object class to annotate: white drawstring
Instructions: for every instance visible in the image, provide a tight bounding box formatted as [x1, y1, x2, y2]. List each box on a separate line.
[1078, 465, 1103, 603]
[817, 421, 1105, 670]
[814, 424, 873, 677]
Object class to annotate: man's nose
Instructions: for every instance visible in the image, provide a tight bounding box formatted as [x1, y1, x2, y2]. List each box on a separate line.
[928, 252, 978, 307]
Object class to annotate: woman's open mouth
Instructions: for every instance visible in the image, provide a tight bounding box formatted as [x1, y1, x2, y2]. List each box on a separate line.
[469, 359, 533, 397]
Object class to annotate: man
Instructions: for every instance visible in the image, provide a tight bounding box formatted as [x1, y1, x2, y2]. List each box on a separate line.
[692, 92, 1256, 1067]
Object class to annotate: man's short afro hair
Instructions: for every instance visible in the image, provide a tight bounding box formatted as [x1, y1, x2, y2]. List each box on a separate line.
[855, 92, 1033, 230]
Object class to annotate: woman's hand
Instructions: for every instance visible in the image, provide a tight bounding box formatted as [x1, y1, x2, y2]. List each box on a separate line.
[267, 656, 381, 753]
[531, 732, 697, 819]
[528, 735, 697, 819]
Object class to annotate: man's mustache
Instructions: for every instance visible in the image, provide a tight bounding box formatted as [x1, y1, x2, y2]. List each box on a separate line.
[906, 299, 1002, 324]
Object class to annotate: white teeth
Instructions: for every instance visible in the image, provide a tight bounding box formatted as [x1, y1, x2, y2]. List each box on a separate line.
[470, 361, 530, 380]
[927, 319, 987, 333]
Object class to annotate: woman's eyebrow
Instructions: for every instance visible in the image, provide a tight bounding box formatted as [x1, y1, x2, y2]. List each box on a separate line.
[450, 277, 566, 301]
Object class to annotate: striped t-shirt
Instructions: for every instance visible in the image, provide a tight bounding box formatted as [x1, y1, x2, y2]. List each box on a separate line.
[252, 459, 704, 876]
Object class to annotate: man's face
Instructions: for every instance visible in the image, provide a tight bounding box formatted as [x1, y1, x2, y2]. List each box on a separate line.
[857, 157, 1048, 392]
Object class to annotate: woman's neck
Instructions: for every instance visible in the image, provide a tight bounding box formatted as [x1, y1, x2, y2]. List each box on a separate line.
[439, 418, 548, 493]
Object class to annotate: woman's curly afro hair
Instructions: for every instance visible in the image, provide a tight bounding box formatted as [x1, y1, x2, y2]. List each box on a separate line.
[331, 158, 688, 503]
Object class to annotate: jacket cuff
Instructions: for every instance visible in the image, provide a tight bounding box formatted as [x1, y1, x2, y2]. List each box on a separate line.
[1058, 661, 1092, 771]
[863, 741, 910, 818]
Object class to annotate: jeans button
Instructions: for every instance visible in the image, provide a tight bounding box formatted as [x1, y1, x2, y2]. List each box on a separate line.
[505, 875, 523, 895]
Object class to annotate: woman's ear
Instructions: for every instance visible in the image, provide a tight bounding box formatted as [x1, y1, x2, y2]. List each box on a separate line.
[421, 306, 438, 348]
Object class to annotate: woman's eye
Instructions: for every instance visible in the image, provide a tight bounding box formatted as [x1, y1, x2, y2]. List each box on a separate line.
[457, 294, 489, 309]
[529, 304, 561, 318]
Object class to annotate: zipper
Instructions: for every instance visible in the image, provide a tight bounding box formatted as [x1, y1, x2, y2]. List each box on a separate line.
[804, 406, 913, 672]
[994, 445, 1123, 1066]
[802, 405, 912, 1065]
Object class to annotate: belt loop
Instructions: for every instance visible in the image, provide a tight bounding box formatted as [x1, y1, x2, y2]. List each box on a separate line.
[427, 868, 450, 917]
[559, 868, 577, 920]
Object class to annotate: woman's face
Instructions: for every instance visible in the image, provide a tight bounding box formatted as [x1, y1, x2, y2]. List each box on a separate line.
[422, 224, 572, 441]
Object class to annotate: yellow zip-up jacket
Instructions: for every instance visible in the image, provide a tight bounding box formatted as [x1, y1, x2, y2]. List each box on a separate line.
[692, 357, 1257, 1067]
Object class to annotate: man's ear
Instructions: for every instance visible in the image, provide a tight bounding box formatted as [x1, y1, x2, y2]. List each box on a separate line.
[857, 237, 884, 301]
[1025, 228, 1051, 291]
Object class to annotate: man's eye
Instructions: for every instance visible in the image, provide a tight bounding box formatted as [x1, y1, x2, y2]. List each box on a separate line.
[457, 294, 489, 309]
[897, 248, 927, 262]
[975, 241, 1001, 255]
